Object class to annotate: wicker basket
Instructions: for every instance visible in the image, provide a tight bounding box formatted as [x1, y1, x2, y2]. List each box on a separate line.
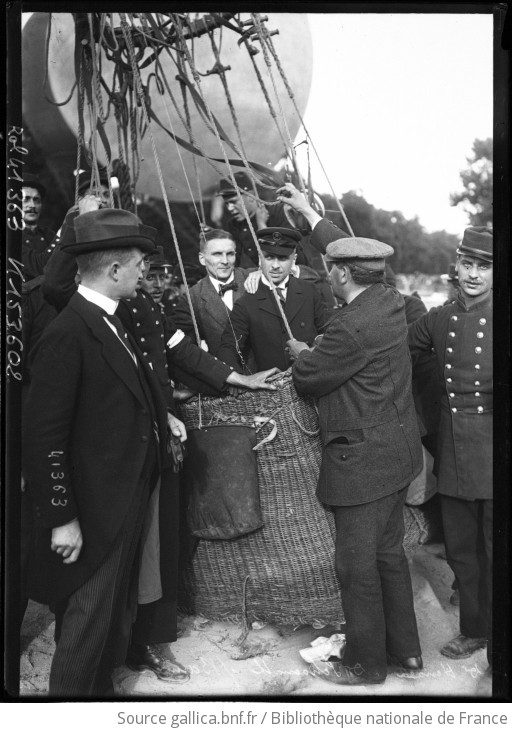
[177, 372, 438, 627]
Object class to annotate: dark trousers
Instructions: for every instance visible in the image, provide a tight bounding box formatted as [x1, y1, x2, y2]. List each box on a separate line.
[333, 487, 421, 677]
[50, 472, 152, 697]
[440, 495, 492, 640]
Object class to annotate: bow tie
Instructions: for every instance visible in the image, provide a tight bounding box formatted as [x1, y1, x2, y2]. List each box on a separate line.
[218, 281, 238, 296]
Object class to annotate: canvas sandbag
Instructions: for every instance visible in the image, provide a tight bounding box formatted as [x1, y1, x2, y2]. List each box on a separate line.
[183, 424, 263, 539]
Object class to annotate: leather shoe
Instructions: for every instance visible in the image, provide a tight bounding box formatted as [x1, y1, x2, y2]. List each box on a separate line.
[310, 659, 385, 686]
[440, 634, 486, 660]
[126, 644, 190, 683]
[387, 654, 423, 671]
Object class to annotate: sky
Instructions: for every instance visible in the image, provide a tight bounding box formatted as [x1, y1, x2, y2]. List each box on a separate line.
[21, 11, 493, 237]
[296, 13, 493, 236]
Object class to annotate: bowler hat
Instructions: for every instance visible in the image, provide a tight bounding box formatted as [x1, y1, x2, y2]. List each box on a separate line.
[172, 262, 204, 286]
[257, 227, 301, 256]
[456, 227, 493, 263]
[23, 172, 46, 199]
[61, 209, 157, 255]
[325, 237, 394, 270]
[218, 171, 255, 199]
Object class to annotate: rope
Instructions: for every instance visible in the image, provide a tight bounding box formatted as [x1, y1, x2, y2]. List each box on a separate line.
[43, 14, 77, 106]
[258, 21, 355, 236]
[172, 15, 294, 341]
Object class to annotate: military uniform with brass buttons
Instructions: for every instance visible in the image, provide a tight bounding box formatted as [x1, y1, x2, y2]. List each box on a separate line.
[408, 226, 492, 656]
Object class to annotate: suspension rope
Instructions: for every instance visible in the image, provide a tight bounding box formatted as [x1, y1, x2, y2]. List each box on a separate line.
[172, 15, 294, 340]
[257, 19, 355, 236]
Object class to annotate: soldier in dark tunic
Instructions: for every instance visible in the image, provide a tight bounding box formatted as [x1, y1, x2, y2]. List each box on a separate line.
[22, 173, 57, 280]
[408, 227, 493, 663]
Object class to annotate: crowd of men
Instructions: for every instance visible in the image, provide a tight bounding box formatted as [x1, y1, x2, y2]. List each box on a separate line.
[18, 167, 493, 696]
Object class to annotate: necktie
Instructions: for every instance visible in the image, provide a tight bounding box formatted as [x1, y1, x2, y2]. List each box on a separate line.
[276, 287, 286, 303]
[105, 313, 137, 361]
[218, 281, 238, 296]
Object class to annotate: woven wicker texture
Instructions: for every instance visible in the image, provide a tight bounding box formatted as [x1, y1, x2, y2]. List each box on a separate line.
[177, 371, 437, 627]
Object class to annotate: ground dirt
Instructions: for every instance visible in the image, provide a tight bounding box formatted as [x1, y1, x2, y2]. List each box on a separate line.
[19, 542, 492, 699]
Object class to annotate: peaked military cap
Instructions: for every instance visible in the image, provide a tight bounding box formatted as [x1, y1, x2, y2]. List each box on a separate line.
[62, 209, 157, 255]
[325, 237, 394, 270]
[218, 171, 255, 199]
[257, 227, 302, 256]
[146, 246, 171, 270]
[23, 172, 46, 199]
[456, 226, 493, 263]
[76, 168, 110, 195]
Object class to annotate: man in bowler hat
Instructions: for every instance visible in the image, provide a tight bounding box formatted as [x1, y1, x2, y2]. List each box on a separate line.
[408, 227, 493, 664]
[288, 235, 424, 686]
[22, 209, 170, 696]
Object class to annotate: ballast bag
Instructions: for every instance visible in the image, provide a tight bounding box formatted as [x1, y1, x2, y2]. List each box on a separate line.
[184, 424, 263, 539]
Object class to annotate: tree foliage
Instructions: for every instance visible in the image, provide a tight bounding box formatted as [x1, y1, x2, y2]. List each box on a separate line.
[450, 137, 493, 227]
[321, 191, 458, 275]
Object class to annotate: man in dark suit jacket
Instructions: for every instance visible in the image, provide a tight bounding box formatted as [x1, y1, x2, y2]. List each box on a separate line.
[217, 228, 328, 372]
[22, 209, 173, 697]
[289, 234, 423, 686]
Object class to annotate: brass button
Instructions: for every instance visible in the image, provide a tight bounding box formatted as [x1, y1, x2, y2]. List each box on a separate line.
[446, 377, 452, 383]
[477, 406, 484, 414]
[477, 332, 484, 338]
[475, 381, 480, 386]
[475, 364, 480, 370]
[479, 318, 486, 325]
[447, 347, 453, 353]
[449, 392, 455, 398]
[449, 332, 455, 338]
[451, 408, 457, 413]
[475, 347, 482, 354]
[475, 392, 480, 397]
[446, 364, 452, 369]
[451, 315, 458, 321]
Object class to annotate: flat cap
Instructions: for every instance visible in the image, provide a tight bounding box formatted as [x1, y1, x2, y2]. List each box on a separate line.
[257, 227, 301, 256]
[457, 226, 493, 263]
[325, 237, 394, 269]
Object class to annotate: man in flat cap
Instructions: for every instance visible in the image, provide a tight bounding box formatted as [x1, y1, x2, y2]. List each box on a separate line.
[289, 236, 423, 686]
[22, 172, 57, 280]
[217, 227, 328, 372]
[408, 226, 493, 665]
[22, 209, 169, 696]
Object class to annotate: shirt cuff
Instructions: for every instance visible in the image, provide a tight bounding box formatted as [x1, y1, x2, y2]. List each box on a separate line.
[167, 329, 186, 349]
[310, 212, 323, 230]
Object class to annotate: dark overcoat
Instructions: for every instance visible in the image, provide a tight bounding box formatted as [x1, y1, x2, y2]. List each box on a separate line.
[22, 292, 168, 606]
[217, 277, 328, 372]
[408, 291, 492, 499]
[292, 284, 423, 505]
[172, 268, 249, 356]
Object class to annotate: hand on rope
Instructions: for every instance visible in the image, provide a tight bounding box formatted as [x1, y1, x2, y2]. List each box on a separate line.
[286, 338, 311, 362]
[78, 194, 103, 214]
[276, 183, 321, 231]
[255, 201, 270, 229]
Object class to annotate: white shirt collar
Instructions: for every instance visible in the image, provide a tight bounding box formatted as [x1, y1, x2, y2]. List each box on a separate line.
[78, 284, 119, 315]
[261, 274, 290, 290]
[208, 272, 235, 289]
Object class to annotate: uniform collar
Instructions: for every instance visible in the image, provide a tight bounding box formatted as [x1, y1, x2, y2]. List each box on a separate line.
[456, 289, 492, 313]
[261, 274, 290, 290]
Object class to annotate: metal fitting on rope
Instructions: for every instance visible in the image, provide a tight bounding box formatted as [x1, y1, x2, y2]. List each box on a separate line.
[250, 30, 279, 42]
[205, 61, 232, 76]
